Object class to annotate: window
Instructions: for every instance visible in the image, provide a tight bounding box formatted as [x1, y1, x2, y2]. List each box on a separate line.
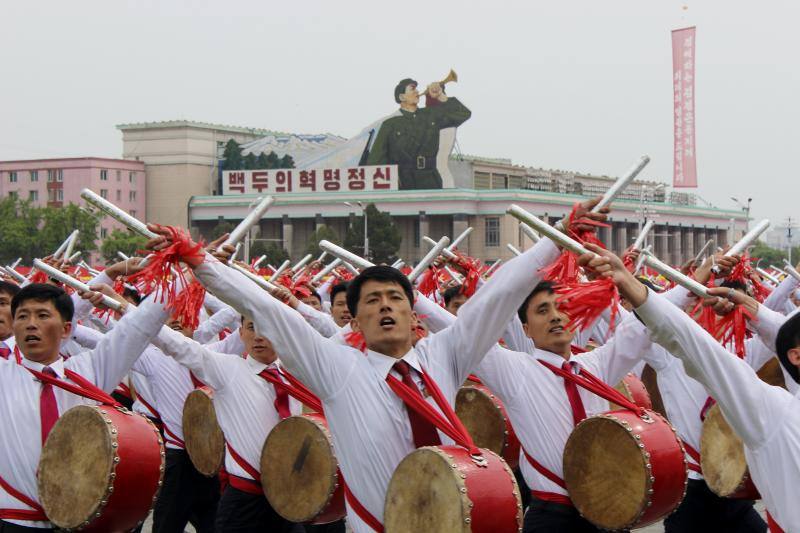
[130, 209, 137, 219]
[57, 189, 63, 202]
[9, 171, 17, 183]
[116, 170, 121, 181]
[8, 191, 17, 199]
[485, 217, 500, 247]
[48, 189, 56, 202]
[100, 189, 108, 199]
[100, 227, 108, 239]
[129, 172, 136, 184]
[29, 190, 38, 202]
[47, 169, 54, 182]
[129, 190, 137, 202]
[116, 190, 121, 201]
[100, 170, 108, 181]
[30, 170, 38, 182]
[414, 219, 421, 248]
[56, 169, 63, 182]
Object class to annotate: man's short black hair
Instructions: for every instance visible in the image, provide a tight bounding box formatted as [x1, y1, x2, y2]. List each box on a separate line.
[775, 312, 800, 384]
[394, 78, 417, 104]
[304, 291, 322, 304]
[11, 283, 74, 323]
[517, 281, 555, 324]
[443, 285, 463, 306]
[122, 286, 142, 305]
[331, 282, 349, 305]
[720, 279, 750, 296]
[0, 281, 21, 298]
[346, 266, 414, 317]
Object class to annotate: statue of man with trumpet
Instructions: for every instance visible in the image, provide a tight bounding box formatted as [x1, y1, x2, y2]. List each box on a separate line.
[366, 71, 471, 190]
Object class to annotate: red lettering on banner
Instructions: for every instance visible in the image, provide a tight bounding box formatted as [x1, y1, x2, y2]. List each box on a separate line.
[372, 167, 392, 189]
[299, 170, 317, 192]
[252, 171, 269, 192]
[347, 168, 366, 190]
[275, 171, 293, 192]
[323, 169, 341, 191]
[228, 172, 245, 194]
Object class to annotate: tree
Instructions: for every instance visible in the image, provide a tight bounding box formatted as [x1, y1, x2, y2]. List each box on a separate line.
[751, 241, 799, 267]
[222, 139, 243, 171]
[243, 152, 258, 170]
[265, 151, 280, 169]
[250, 240, 290, 266]
[344, 203, 401, 264]
[211, 220, 236, 240]
[304, 225, 340, 257]
[279, 154, 295, 169]
[38, 203, 99, 257]
[100, 229, 148, 263]
[256, 152, 270, 169]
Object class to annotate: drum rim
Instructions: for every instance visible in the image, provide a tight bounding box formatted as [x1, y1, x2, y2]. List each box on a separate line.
[39, 405, 166, 530]
[261, 414, 341, 521]
[456, 385, 513, 454]
[699, 404, 755, 498]
[182, 389, 226, 476]
[565, 410, 687, 530]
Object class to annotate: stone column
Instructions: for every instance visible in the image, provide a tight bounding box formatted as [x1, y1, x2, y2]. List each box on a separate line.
[682, 227, 695, 263]
[452, 214, 470, 254]
[655, 225, 668, 260]
[281, 214, 293, 258]
[600, 225, 613, 250]
[614, 223, 628, 255]
[315, 213, 325, 232]
[418, 211, 429, 262]
[697, 228, 707, 253]
[670, 225, 684, 266]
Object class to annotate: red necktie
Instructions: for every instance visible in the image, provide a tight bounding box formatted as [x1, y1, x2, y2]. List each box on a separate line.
[40, 366, 59, 445]
[562, 361, 587, 427]
[266, 368, 291, 419]
[0, 343, 10, 360]
[393, 361, 441, 448]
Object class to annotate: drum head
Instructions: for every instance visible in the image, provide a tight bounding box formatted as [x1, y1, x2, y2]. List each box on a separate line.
[700, 404, 750, 497]
[455, 386, 506, 456]
[38, 405, 114, 529]
[261, 415, 339, 522]
[384, 447, 469, 533]
[182, 389, 225, 477]
[756, 358, 786, 389]
[563, 416, 648, 529]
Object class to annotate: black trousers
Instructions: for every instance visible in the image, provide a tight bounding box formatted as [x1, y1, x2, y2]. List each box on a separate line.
[153, 448, 219, 533]
[0, 522, 51, 532]
[304, 520, 346, 533]
[664, 478, 766, 532]
[523, 498, 601, 533]
[215, 485, 294, 533]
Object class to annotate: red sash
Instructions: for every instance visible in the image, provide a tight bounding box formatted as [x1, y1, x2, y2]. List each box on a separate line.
[682, 441, 703, 474]
[767, 511, 784, 533]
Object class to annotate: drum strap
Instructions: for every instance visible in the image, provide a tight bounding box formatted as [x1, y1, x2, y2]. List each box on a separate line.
[520, 447, 567, 490]
[681, 441, 702, 474]
[700, 397, 716, 421]
[225, 442, 261, 485]
[14, 345, 22, 365]
[24, 367, 121, 407]
[343, 481, 384, 533]
[0, 473, 47, 522]
[767, 511, 785, 533]
[257, 368, 323, 413]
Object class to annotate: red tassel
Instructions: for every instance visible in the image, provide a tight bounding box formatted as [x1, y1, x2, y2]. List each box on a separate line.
[692, 299, 719, 337]
[417, 267, 441, 298]
[400, 266, 412, 276]
[716, 305, 754, 358]
[555, 278, 620, 332]
[170, 280, 207, 331]
[344, 330, 367, 352]
[30, 270, 49, 284]
[452, 252, 483, 298]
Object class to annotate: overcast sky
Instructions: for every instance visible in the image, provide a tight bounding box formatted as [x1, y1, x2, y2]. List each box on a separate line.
[1, 0, 797, 233]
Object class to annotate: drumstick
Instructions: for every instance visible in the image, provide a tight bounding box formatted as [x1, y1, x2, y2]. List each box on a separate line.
[520, 222, 540, 244]
[756, 267, 780, 286]
[782, 260, 800, 282]
[506, 244, 522, 257]
[423, 236, 457, 260]
[311, 258, 343, 284]
[53, 230, 79, 260]
[221, 196, 275, 248]
[507, 205, 596, 258]
[81, 189, 157, 239]
[640, 252, 710, 298]
[252, 255, 267, 269]
[483, 259, 502, 277]
[711, 220, 770, 274]
[62, 230, 80, 261]
[230, 262, 278, 291]
[448, 227, 473, 250]
[291, 254, 313, 276]
[408, 236, 450, 283]
[1, 265, 27, 285]
[319, 240, 374, 270]
[631, 220, 655, 251]
[33, 259, 126, 312]
[268, 259, 291, 281]
[692, 239, 714, 264]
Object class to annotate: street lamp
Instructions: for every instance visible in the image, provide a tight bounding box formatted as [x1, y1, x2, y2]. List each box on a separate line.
[344, 201, 368, 260]
[730, 197, 752, 232]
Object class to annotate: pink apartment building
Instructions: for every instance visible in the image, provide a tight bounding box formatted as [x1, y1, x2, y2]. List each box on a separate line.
[0, 157, 146, 262]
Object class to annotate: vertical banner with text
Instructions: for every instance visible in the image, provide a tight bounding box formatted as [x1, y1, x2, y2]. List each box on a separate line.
[672, 26, 697, 187]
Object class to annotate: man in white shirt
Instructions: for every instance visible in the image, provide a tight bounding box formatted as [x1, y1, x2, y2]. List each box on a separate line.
[0, 282, 169, 531]
[0, 281, 20, 361]
[329, 283, 351, 328]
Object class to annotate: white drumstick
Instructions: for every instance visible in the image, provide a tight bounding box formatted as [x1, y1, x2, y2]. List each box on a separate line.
[319, 240, 374, 270]
[631, 220, 655, 251]
[268, 259, 291, 281]
[81, 189, 156, 239]
[506, 244, 522, 257]
[33, 259, 125, 312]
[641, 252, 709, 297]
[222, 196, 275, 247]
[311, 258, 343, 284]
[408, 236, 450, 283]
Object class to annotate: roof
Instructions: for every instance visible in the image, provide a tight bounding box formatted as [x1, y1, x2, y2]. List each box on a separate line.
[115, 119, 287, 136]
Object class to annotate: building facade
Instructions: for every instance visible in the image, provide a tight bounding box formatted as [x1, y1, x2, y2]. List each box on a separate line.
[0, 157, 146, 259]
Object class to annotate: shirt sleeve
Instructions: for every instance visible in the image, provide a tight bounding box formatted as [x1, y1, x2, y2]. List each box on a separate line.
[751, 304, 788, 352]
[762, 275, 799, 312]
[501, 315, 535, 354]
[413, 292, 455, 333]
[295, 302, 341, 338]
[634, 289, 792, 448]
[70, 323, 105, 349]
[576, 309, 652, 385]
[192, 254, 359, 400]
[152, 326, 236, 391]
[204, 328, 245, 355]
[193, 301, 241, 344]
[71, 270, 113, 322]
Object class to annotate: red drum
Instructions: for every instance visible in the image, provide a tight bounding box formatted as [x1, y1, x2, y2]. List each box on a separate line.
[563, 409, 687, 530]
[455, 382, 521, 468]
[260, 413, 345, 524]
[613, 373, 653, 411]
[38, 405, 165, 532]
[384, 446, 522, 532]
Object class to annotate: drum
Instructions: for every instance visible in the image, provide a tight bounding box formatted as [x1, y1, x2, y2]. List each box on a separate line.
[260, 413, 345, 524]
[700, 403, 759, 500]
[384, 446, 522, 533]
[562, 409, 687, 530]
[756, 357, 786, 389]
[612, 373, 653, 411]
[38, 405, 165, 532]
[640, 364, 667, 418]
[455, 383, 521, 468]
[182, 387, 226, 477]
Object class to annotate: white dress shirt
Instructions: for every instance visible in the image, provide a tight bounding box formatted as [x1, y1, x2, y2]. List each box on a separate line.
[192, 237, 561, 533]
[763, 274, 799, 314]
[635, 291, 800, 531]
[295, 301, 341, 338]
[0, 295, 169, 527]
[193, 299, 240, 344]
[153, 326, 302, 480]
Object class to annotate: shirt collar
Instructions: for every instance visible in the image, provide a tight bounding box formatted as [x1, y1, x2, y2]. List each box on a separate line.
[533, 348, 573, 369]
[22, 356, 66, 378]
[1, 336, 16, 350]
[246, 355, 280, 375]
[367, 348, 422, 380]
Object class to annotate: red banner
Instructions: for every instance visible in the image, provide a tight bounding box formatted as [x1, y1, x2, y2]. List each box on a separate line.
[672, 26, 697, 188]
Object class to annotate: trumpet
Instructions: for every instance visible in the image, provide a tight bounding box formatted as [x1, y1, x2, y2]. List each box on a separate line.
[418, 69, 458, 96]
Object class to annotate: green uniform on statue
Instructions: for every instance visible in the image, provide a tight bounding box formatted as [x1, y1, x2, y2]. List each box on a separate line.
[367, 78, 471, 190]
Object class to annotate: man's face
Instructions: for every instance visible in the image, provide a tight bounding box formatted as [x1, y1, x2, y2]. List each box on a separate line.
[331, 292, 352, 328]
[445, 294, 468, 316]
[13, 299, 71, 363]
[167, 318, 194, 338]
[399, 84, 420, 106]
[0, 291, 14, 341]
[301, 295, 322, 312]
[240, 318, 278, 365]
[522, 290, 574, 355]
[350, 280, 416, 355]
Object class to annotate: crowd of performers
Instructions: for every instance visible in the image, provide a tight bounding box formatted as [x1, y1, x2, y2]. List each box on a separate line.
[0, 195, 798, 533]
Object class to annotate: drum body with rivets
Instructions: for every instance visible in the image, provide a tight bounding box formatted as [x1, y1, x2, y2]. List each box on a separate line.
[455, 382, 521, 468]
[384, 446, 522, 533]
[38, 404, 165, 532]
[562, 409, 687, 530]
[613, 373, 653, 411]
[182, 387, 225, 476]
[260, 413, 345, 524]
[700, 403, 759, 500]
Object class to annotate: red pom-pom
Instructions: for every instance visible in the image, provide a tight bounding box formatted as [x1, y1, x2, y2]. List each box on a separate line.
[170, 279, 207, 331]
[716, 305, 755, 358]
[30, 270, 49, 284]
[555, 278, 620, 332]
[416, 266, 441, 298]
[344, 330, 367, 352]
